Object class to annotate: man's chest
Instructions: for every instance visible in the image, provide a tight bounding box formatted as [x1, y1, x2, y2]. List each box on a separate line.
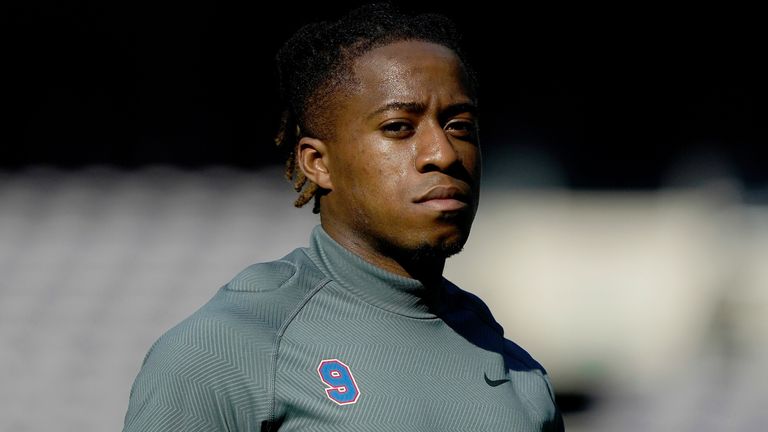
[272, 315, 556, 431]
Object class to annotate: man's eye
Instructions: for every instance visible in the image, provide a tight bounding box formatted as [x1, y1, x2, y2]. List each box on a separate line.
[445, 120, 477, 137]
[381, 122, 414, 137]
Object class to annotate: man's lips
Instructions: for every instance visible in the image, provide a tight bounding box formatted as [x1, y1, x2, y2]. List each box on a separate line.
[414, 185, 471, 211]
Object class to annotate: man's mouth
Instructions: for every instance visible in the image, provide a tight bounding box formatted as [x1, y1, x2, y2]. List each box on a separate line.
[414, 185, 471, 212]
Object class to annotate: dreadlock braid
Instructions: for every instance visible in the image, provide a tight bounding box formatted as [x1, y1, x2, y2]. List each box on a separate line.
[274, 109, 319, 211]
[274, 3, 476, 213]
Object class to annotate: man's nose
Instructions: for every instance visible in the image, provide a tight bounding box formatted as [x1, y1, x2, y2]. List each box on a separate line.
[415, 122, 459, 173]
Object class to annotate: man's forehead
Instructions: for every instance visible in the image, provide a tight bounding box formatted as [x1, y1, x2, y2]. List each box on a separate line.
[352, 41, 462, 81]
[346, 41, 474, 108]
[360, 40, 458, 64]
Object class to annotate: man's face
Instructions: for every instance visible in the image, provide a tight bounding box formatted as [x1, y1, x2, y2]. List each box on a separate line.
[320, 40, 481, 261]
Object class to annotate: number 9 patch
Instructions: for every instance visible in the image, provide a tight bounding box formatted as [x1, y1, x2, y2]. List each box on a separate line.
[317, 359, 361, 405]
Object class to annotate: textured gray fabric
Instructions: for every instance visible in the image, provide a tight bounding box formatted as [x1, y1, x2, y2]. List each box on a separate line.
[123, 225, 563, 431]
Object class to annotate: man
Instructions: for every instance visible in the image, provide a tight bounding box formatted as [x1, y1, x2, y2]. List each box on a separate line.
[123, 4, 563, 431]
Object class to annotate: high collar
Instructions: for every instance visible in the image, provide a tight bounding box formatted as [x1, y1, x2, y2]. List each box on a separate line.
[305, 225, 441, 319]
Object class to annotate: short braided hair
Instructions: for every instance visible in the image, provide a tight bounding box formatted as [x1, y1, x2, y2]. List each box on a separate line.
[275, 3, 476, 213]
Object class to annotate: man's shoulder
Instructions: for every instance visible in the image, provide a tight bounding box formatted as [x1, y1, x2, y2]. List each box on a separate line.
[124, 247, 331, 429]
[442, 279, 548, 374]
[135, 246, 331, 377]
[442, 278, 503, 332]
[158, 247, 329, 348]
[224, 247, 321, 294]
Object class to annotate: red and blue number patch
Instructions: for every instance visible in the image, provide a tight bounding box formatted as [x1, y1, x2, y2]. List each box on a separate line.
[317, 359, 360, 405]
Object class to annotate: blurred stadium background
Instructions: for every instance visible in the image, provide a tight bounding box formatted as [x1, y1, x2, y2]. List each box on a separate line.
[5, 2, 766, 431]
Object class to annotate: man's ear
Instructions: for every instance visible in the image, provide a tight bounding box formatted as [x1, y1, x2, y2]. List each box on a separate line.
[297, 137, 333, 190]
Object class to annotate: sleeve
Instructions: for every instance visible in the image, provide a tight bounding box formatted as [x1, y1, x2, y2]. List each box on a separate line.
[123, 317, 272, 432]
[541, 373, 566, 432]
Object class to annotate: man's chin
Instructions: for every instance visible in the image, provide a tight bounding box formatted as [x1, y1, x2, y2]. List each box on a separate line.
[409, 235, 467, 262]
[377, 223, 472, 266]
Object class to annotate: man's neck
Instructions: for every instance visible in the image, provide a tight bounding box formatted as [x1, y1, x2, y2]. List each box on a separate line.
[320, 223, 446, 288]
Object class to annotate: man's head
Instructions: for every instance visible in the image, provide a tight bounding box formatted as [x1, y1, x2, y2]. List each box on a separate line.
[275, 3, 480, 274]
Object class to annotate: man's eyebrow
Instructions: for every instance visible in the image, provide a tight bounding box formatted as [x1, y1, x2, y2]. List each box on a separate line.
[366, 101, 478, 120]
[441, 102, 479, 119]
[366, 101, 428, 120]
